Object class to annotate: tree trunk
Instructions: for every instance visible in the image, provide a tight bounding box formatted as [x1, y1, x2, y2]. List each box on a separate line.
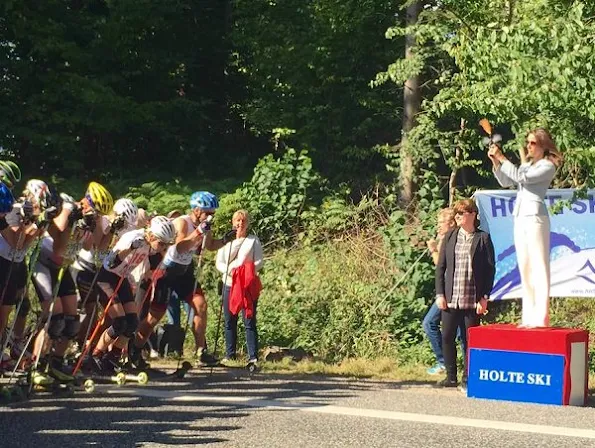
[400, 0, 421, 205]
[448, 119, 466, 206]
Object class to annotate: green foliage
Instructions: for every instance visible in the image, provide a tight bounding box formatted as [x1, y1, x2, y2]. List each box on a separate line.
[0, 0, 264, 180]
[126, 181, 193, 215]
[255, 240, 403, 361]
[234, 148, 326, 245]
[231, 0, 405, 188]
[378, 0, 595, 197]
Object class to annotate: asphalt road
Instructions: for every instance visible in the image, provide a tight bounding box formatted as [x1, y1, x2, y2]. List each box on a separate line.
[1, 368, 594, 448]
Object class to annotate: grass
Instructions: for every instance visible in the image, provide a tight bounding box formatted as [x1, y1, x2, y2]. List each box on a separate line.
[153, 355, 436, 383]
[258, 357, 432, 382]
[154, 355, 595, 396]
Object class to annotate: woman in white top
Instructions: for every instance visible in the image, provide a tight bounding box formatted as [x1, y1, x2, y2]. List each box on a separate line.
[489, 128, 562, 327]
[216, 210, 263, 364]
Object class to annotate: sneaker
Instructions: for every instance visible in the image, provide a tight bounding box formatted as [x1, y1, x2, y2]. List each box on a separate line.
[130, 355, 149, 371]
[0, 352, 15, 371]
[9, 337, 32, 361]
[436, 378, 458, 388]
[31, 370, 55, 386]
[149, 349, 159, 359]
[427, 363, 446, 375]
[195, 350, 218, 367]
[100, 352, 121, 374]
[49, 364, 75, 383]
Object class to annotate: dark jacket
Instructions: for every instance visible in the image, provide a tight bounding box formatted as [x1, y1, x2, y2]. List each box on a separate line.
[435, 227, 496, 303]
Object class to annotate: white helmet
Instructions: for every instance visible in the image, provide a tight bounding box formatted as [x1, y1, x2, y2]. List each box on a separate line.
[113, 198, 138, 226]
[149, 215, 176, 244]
[24, 179, 49, 207]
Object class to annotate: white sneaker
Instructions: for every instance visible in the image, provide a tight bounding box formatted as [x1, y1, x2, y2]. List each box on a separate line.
[149, 349, 159, 359]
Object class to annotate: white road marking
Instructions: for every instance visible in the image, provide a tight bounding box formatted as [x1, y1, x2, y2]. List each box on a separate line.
[38, 430, 129, 435]
[108, 388, 595, 440]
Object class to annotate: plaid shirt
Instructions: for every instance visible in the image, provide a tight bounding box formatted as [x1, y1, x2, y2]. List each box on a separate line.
[449, 227, 476, 309]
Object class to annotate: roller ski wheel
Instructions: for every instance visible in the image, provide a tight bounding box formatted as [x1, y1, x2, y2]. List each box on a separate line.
[0, 386, 25, 403]
[9, 386, 27, 402]
[115, 372, 126, 385]
[83, 379, 96, 393]
[246, 361, 259, 373]
[121, 371, 148, 385]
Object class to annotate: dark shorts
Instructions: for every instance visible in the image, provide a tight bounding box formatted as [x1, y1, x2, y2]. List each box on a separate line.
[151, 261, 203, 310]
[73, 266, 100, 305]
[148, 253, 163, 270]
[96, 268, 134, 306]
[32, 256, 78, 302]
[0, 257, 28, 306]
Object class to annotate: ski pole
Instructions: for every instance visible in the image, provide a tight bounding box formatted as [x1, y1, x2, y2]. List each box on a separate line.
[80, 227, 118, 311]
[370, 248, 430, 314]
[0, 235, 42, 365]
[209, 240, 234, 376]
[72, 275, 125, 376]
[28, 262, 70, 394]
[0, 231, 26, 307]
[176, 233, 209, 372]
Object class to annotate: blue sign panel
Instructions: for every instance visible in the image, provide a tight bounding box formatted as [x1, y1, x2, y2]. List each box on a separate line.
[468, 349, 565, 405]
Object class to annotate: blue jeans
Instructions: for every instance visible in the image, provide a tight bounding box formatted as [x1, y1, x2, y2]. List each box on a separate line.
[222, 285, 258, 360]
[422, 302, 468, 365]
[166, 291, 194, 327]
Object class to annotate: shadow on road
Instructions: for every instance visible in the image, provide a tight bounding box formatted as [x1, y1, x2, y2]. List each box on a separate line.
[1, 367, 426, 447]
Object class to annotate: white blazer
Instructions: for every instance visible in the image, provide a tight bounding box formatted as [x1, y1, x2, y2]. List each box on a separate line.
[493, 159, 556, 217]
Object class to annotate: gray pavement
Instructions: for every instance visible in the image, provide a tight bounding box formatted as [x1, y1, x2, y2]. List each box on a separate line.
[1, 369, 594, 448]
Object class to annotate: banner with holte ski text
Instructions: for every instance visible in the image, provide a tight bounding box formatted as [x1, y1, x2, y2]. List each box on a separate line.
[474, 189, 595, 300]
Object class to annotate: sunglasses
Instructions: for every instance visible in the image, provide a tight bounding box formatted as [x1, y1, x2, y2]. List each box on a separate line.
[526, 140, 537, 146]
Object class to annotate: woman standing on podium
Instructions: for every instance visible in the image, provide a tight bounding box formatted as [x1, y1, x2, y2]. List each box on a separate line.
[488, 128, 562, 327]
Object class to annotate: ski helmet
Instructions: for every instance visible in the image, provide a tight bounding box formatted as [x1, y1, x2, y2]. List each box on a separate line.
[149, 216, 176, 244]
[113, 198, 138, 227]
[24, 179, 50, 209]
[85, 182, 114, 215]
[0, 182, 15, 213]
[189, 191, 219, 211]
[0, 161, 21, 190]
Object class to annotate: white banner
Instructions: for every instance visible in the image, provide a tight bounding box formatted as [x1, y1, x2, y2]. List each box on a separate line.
[474, 189, 595, 299]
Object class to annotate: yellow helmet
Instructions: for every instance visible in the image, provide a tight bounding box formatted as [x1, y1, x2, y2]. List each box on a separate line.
[85, 182, 114, 215]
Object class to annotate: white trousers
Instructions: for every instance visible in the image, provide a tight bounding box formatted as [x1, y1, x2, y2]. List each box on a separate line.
[514, 215, 551, 327]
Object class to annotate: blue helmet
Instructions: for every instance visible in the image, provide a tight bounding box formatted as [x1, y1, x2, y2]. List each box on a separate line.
[189, 191, 219, 211]
[0, 182, 15, 213]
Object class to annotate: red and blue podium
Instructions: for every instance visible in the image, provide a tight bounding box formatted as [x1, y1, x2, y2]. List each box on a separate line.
[467, 324, 589, 406]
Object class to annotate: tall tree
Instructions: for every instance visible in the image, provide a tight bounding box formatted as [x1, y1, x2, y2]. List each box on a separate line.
[377, 0, 595, 201]
[230, 0, 406, 190]
[400, 0, 421, 204]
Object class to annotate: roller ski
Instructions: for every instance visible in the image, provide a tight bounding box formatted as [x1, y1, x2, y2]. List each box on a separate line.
[218, 358, 259, 373]
[194, 348, 219, 368]
[82, 351, 148, 386]
[29, 357, 95, 395]
[0, 383, 28, 403]
[127, 343, 188, 380]
[0, 369, 28, 403]
[246, 359, 259, 373]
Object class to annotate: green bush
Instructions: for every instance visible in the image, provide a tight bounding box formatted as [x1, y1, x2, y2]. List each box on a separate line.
[235, 148, 326, 245]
